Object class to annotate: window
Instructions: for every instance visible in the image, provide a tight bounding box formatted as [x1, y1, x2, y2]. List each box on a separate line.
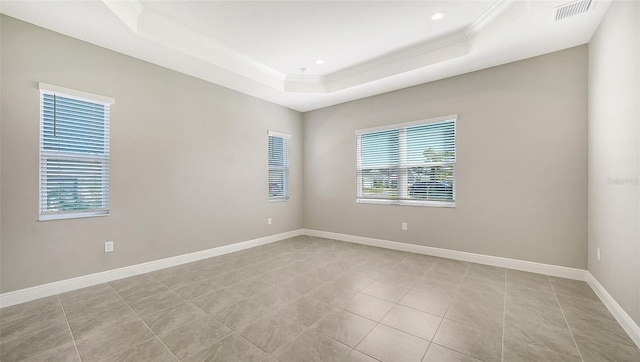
[39, 83, 114, 220]
[268, 131, 290, 201]
[356, 115, 456, 207]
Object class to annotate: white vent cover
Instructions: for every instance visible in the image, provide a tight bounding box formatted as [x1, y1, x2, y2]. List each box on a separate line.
[555, 0, 593, 21]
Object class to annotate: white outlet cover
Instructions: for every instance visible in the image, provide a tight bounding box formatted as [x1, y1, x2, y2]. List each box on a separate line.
[104, 241, 114, 253]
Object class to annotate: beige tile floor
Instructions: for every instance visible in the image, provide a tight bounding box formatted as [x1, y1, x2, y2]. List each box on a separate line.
[1, 236, 639, 361]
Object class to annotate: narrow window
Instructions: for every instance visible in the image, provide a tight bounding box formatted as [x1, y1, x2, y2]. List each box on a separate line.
[39, 83, 114, 220]
[268, 131, 290, 201]
[356, 116, 456, 207]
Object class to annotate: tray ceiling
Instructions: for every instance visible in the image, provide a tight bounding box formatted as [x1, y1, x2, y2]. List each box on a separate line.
[0, 0, 610, 111]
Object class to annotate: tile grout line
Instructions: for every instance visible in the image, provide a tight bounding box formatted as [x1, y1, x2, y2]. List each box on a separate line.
[266, 306, 325, 358]
[195, 256, 334, 360]
[266, 265, 364, 360]
[232, 330, 280, 361]
[294, 255, 394, 361]
[548, 277, 585, 362]
[353, 257, 481, 361]
[173, 278, 277, 360]
[423, 262, 471, 360]
[0, 303, 66, 345]
[56, 294, 83, 362]
[272, 304, 351, 361]
[341, 256, 411, 362]
[160, 273, 299, 360]
[148, 247, 284, 341]
[309, 261, 382, 361]
[107, 284, 181, 361]
[404, 261, 436, 362]
[410, 261, 469, 360]
[11, 240, 618, 361]
[173, 300, 270, 361]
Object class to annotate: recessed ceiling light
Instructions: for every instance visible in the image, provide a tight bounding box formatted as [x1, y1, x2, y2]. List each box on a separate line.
[299, 67, 308, 73]
[431, 11, 445, 21]
[315, 59, 324, 65]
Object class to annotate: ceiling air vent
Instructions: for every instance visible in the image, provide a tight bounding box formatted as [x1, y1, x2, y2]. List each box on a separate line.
[555, 0, 593, 21]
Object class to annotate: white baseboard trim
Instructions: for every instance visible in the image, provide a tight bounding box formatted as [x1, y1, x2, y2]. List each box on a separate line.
[304, 229, 587, 280]
[7, 225, 639, 351]
[586, 272, 640, 348]
[0, 229, 304, 308]
[305, 229, 640, 347]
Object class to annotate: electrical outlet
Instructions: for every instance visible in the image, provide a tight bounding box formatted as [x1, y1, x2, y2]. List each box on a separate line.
[104, 241, 114, 253]
[402, 222, 408, 231]
[267, 218, 272, 225]
[597, 248, 601, 261]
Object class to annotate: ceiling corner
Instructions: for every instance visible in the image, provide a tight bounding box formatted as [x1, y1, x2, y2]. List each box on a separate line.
[102, 0, 143, 33]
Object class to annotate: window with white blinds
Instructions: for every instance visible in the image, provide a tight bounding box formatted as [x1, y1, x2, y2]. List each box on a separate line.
[268, 131, 290, 202]
[39, 83, 114, 220]
[356, 115, 456, 207]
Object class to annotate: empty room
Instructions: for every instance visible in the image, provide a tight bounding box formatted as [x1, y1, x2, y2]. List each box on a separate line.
[1, 0, 639, 361]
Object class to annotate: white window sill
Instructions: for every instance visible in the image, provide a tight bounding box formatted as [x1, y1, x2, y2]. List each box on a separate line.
[39, 211, 110, 221]
[357, 199, 455, 208]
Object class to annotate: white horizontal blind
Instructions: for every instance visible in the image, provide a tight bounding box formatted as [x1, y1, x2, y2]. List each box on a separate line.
[39, 87, 112, 220]
[356, 117, 456, 206]
[268, 131, 290, 201]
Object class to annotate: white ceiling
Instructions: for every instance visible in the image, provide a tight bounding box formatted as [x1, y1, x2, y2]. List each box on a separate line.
[142, 1, 496, 76]
[0, 0, 610, 112]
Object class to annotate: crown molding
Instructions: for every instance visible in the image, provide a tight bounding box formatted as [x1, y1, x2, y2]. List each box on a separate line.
[282, 30, 471, 94]
[102, 0, 143, 33]
[326, 30, 471, 93]
[101, 0, 516, 95]
[103, 0, 287, 91]
[138, 9, 286, 90]
[325, 0, 514, 92]
[467, 0, 515, 37]
[284, 75, 327, 93]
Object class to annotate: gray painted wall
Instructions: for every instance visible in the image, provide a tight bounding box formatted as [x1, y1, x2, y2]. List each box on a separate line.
[0, 14, 596, 295]
[0, 16, 304, 292]
[588, 0, 640, 324]
[303, 46, 588, 269]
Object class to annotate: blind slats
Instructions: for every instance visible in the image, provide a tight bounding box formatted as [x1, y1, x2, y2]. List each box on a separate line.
[356, 118, 456, 204]
[40, 90, 111, 219]
[268, 133, 290, 201]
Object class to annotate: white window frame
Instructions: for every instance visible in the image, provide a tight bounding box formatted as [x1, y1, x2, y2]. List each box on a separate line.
[39, 83, 114, 221]
[356, 115, 457, 208]
[268, 131, 291, 202]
